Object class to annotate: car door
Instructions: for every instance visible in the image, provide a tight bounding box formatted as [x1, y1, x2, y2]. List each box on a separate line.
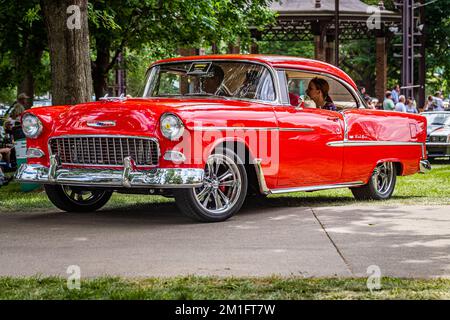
[274, 106, 344, 187]
[273, 70, 346, 188]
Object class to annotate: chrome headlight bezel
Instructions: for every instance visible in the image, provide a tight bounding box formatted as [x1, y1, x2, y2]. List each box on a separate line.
[22, 114, 43, 139]
[160, 113, 185, 141]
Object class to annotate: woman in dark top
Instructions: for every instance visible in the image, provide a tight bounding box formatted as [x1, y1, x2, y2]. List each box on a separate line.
[305, 77, 336, 111]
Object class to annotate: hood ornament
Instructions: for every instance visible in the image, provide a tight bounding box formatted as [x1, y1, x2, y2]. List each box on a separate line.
[87, 120, 116, 127]
[99, 93, 128, 102]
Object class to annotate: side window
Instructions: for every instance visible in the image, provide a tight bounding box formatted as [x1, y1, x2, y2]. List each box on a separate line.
[279, 70, 359, 110]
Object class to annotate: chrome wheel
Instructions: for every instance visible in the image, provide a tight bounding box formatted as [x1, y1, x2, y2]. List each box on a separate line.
[193, 153, 242, 215]
[62, 186, 108, 206]
[371, 162, 395, 196]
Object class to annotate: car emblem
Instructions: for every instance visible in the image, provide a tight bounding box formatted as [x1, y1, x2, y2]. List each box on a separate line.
[87, 120, 116, 127]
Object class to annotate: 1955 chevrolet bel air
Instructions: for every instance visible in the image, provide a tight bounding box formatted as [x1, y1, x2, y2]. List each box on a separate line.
[15, 55, 431, 222]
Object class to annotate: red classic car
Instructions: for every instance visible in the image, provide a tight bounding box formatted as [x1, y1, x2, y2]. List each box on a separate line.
[16, 55, 430, 222]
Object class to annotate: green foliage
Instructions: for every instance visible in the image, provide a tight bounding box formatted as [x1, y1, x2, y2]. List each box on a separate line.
[125, 45, 178, 96]
[258, 41, 314, 58]
[424, 0, 450, 95]
[0, 0, 48, 101]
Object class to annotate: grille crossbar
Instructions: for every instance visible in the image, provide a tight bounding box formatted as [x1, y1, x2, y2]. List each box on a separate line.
[49, 136, 159, 166]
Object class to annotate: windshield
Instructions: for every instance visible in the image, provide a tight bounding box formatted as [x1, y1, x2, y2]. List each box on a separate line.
[143, 61, 276, 102]
[423, 113, 450, 126]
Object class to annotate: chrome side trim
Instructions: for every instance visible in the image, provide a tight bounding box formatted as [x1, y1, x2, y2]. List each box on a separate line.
[192, 126, 313, 132]
[193, 126, 278, 131]
[15, 162, 204, 189]
[270, 181, 365, 194]
[253, 158, 364, 195]
[327, 140, 424, 147]
[279, 127, 314, 132]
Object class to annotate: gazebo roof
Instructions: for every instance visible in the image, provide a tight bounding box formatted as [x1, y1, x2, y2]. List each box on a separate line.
[271, 0, 399, 20]
[253, 0, 401, 41]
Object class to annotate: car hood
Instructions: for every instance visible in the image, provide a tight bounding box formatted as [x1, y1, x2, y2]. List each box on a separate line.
[32, 97, 251, 137]
[429, 127, 450, 137]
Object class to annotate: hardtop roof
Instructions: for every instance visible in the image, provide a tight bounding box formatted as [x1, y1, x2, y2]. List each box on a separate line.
[152, 54, 357, 89]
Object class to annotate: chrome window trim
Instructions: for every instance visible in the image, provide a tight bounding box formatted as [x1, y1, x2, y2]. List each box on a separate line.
[48, 135, 160, 168]
[274, 68, 365, 109]
[146, 59, 282, 105]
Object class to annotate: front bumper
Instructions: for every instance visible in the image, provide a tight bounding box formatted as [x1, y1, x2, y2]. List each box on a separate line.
[426, 142, 450, 158]
[15, 155, 204, 188]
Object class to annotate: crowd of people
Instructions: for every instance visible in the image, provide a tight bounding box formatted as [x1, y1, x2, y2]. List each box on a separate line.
[360, 84, 447, 113]
[0, 93, 28, 186]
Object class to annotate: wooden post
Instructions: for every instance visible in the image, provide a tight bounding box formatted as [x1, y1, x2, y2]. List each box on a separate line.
[250, 42, 259, 54]
[178, 48, 197, 56]
[314, 35, 325, 61]
[325, 35, 335, 65]
[375, 36, 387, 102]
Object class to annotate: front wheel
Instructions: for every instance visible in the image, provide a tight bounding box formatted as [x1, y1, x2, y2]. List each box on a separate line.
[44, 185, 112, 212]
[350, 162, 397, 200]
[173, 148, 248, 222]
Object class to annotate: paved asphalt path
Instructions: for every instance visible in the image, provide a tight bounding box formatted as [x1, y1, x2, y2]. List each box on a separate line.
[0, 200, 449, 278]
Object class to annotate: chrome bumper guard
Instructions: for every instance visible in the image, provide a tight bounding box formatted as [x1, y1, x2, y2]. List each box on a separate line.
[419, 159, 431, 174]
[15, 155, 204, 188]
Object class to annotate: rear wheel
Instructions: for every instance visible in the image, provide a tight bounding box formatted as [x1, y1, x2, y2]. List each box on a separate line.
[351, 162, 396, 200]
[44, 185, 112, 212]
[173, 148, 247, 222]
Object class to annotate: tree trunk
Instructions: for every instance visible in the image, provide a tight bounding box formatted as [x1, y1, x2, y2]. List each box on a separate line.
[42, 0, 93, 105]
[92, 38, 111, 100]
[18, 71, 34, 108]
[16, 35, 44, 109]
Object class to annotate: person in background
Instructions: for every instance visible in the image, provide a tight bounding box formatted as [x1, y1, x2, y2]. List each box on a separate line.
[406, 98, 418, 114]
[0, 122, 14, 168]
[395, 95, 407, 112]
[432, 91, 445, 111]
[383, 91, 395, 111]
[364, 96, 375, 109]
[7, 93, 28, 123]
[424, 95, 434, 111]
[391, 84, 400, 104]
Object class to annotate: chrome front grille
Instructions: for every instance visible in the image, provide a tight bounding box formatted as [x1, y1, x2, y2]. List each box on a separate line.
[49, 136, 159, 166]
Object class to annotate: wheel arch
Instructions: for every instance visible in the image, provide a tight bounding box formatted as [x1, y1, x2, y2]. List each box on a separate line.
[211, 138, 264, 196]
[373, 159, 404, 176]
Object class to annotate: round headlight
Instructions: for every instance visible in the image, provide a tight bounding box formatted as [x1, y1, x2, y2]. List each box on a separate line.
[160, 113, 184, 141]
[22, 114, 43, 138]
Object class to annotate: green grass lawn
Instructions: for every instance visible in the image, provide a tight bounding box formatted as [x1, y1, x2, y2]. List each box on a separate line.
[0, 276, 449, 300]
[1, 163, 449, 212]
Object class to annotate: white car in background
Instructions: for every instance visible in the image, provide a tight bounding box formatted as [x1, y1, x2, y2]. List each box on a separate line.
[0, 104, 9, 117]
